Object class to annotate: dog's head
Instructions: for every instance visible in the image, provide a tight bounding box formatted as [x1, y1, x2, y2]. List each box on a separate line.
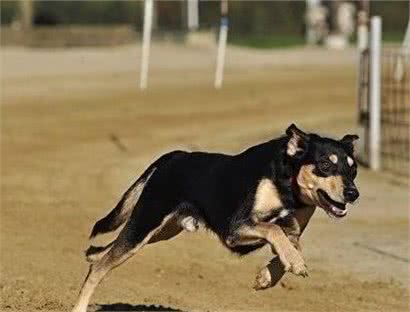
[286, 124, 359, 219]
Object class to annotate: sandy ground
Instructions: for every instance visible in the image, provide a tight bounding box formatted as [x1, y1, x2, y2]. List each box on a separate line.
[1, 44, 409, 312]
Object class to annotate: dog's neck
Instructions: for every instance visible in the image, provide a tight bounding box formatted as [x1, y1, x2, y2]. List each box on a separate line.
[269, 150, 305, 210]
[289, 173, 306, 209]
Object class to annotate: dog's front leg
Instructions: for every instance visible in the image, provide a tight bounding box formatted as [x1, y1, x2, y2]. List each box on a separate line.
[278, 214, 302, 251]
[254, 205, 316, 290]
[226, 223, 308, 277]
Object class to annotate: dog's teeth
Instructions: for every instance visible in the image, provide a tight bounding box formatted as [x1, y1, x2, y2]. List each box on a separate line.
[331, 206, 347, 216]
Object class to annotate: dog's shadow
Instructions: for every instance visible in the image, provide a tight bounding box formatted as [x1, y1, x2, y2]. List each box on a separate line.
[93, 303, 184, 312]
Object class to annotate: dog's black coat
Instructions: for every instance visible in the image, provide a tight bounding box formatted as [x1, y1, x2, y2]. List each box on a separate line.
[90, 127, 358, 256]
[94, 135, 306, 256]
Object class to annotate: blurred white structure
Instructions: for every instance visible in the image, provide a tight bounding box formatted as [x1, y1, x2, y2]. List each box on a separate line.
[140, 0, 228, 90]
[187, 0, 199, 30]
[403, 1, 410, 48]
[337, 2, 356, 39]
[369, 16, 382, 171]
[214, 0, 228, 89]
[320, 1, 356, 49]
[305, 0, 328, 45]
[355, 0, 369, 161]
[140, 0, 153, 90]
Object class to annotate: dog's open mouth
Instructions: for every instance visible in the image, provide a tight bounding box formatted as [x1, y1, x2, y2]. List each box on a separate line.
[317, 189, 347, 218]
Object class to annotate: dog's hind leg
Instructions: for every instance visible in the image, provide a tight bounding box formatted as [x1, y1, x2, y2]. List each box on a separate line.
[85, 241, 114, 263]
[148, 213, 184, 244]
[86, 213, 186, 264]
[72, 211, 176, 312]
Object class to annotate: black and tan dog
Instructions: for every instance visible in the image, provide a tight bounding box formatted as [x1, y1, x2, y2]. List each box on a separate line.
[72, 124, 359, 312]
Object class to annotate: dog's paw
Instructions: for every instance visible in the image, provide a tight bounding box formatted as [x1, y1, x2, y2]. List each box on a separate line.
[253, 267, 272, 290]
[289, 261, 308, 277]
[279, 247, 308, 277]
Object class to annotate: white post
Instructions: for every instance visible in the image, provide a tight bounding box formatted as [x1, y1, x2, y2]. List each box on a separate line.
[369, 16, 382, 170]
[305, 0, 321, 45]
[356, 1, 368, 161]
[215, 0, 228, 89]
[187, 0, 199, 30]
[19, 0, 33, 30]
[403, 0, 410, 48]
[357, 13, 368, 52]
[140, 0, 153, 90]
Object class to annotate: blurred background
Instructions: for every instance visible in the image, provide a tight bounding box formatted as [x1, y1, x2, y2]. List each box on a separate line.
[1, 1, 409, 312]
[1, 1, 409, 46]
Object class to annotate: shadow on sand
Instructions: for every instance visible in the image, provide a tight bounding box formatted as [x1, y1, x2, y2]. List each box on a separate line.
[94, 303, 185, 312]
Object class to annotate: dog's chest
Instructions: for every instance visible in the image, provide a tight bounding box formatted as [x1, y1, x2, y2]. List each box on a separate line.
[251, 178, 288, 223]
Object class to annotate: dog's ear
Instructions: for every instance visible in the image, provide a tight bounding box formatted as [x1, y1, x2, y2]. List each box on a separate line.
[340, 134, 359, 154]
[286, 124, 309, 158]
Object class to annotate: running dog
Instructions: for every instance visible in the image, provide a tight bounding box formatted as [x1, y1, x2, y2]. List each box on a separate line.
[72, 124, 359, 312]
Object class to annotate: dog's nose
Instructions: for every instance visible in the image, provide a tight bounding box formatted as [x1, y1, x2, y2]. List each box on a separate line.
[344, 187, 359, 203]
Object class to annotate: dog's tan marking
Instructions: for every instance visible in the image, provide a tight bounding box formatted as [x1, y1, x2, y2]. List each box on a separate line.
[297, 164, 344, 205]
[121, 169, 155, 219]
[90, 169, 156, 247]
[252, 179, 283, 222]
[287, 136, 303, 156]
[329, 154, 338, 164]
[330, 179, 337, 193]
[347, 156, 354, 167]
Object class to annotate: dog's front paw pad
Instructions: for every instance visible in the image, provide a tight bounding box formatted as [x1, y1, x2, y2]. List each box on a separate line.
[253, 268, 272, 290]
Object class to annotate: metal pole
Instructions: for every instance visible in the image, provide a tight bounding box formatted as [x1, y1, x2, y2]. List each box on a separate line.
[19, 0, 33, 31]
[357, 0, 369, 52]
[369, 16, 382, 170]
[187, 0, 199, 30]
[215, 0, 228, 89]
[305, 0, 321, 45]
[403, 0, 410, 48]
[356, 0, 369, 162]
[140, 0, 153, 90]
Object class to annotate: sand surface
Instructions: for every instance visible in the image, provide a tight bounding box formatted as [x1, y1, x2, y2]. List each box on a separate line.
[1, 44, 409, 312]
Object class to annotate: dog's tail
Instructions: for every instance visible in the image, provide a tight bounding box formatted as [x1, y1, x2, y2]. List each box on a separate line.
[85, 151, 183, 262]
[89, 151, 182, 239]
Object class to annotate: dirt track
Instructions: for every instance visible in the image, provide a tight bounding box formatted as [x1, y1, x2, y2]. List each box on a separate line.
[1, 44, 409, 312]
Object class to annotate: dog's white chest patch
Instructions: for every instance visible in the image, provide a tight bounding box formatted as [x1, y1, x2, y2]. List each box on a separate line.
[252, 179, 284, 222]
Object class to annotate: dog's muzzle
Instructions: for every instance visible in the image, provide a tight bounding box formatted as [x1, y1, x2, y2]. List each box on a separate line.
[317, 189, 348, 219]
